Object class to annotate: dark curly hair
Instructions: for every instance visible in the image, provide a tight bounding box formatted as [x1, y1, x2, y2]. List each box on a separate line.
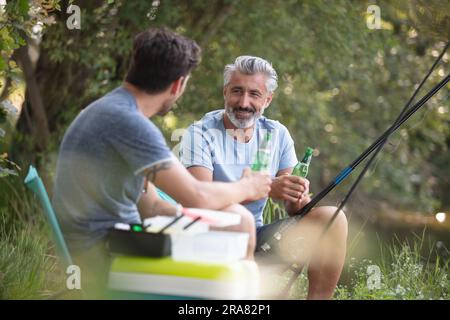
[125, 27, 201, 93]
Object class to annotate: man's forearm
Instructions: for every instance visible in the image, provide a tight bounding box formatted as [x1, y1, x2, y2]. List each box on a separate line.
[140, 197, 177, 219]
[186, 166, 267, 210]
[191, 179, 252, 210]
[150, 161, 269, 210]
[138, 183, 178, 219]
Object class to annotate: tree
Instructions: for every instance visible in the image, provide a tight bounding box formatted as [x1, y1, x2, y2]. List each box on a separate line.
[1, 0, 62, 179]
[2, 0, 449, 214]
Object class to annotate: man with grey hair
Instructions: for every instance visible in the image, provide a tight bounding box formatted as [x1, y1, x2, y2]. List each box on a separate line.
[180, 55, 348, 299]
[222, 55, 278, 129]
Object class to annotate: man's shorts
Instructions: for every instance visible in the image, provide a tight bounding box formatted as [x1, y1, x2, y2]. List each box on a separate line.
[255, 216, 306, 265]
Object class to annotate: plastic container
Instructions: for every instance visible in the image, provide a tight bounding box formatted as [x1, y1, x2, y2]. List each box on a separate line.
[107, 256, 260, 299]
[171, 231, 249, 263]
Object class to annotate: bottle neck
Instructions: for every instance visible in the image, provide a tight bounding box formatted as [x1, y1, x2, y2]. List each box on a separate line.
[301, 154, 312, 164]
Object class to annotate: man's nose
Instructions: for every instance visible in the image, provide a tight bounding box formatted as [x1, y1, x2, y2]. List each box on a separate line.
[238, 92, 251, 108]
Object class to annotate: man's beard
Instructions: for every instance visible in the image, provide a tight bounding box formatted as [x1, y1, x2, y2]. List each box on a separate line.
[157, 99, 176, 116]
[225, 104, 265, 129]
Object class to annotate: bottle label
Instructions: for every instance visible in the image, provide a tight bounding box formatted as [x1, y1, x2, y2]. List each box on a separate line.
[251, 151, 271, 172]
[293, 163, 309, 178]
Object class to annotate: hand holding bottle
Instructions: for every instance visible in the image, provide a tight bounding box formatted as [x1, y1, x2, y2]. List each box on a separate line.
[240, 167, 272, 201]
[270, 174, 310, 203]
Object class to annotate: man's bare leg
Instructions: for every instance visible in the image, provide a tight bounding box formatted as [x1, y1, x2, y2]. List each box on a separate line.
[139, 185, 256, 260]
[211, 203, 256, 260]
[278, 206, 348, 299]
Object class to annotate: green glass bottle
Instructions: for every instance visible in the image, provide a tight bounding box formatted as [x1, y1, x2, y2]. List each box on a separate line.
[251, 131, 272, 172]
[292, 147, 314, 177]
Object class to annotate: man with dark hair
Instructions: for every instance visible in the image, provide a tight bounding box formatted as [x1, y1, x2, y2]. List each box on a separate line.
[53, 29, 271, 296]
[125, 28, 201, 94]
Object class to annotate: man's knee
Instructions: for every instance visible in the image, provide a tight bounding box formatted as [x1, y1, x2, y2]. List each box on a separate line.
[313, 206, 348, 240]
[223, 203, 256, 234]
[220, 204, 256, 259]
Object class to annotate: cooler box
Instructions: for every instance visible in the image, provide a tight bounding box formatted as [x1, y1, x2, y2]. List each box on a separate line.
[107, 256, 260, 299]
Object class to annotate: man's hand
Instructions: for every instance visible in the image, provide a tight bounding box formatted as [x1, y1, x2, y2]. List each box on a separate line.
[240, 167, 272, 201]
[270, 174, 310, 203]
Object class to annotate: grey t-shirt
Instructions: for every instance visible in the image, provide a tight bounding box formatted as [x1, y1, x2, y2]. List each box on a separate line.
[53, 86, 174, 251]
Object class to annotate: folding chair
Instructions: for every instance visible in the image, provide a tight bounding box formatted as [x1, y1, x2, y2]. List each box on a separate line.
[155, 188, 177, 205]
[24, 165, 81, 299]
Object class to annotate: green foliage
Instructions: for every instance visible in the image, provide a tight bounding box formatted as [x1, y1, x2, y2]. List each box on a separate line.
[266, 232, 450, 300]
[2, 0, 446, 216]
[334, 235, 450, 300]
[0, 0, 61, 178]
[263, 198, 288, 225]
[0, 100, 20, 178]
[0, 0, 449, 300]
[0, 179, 64, 299]
[0, 0, 61, 77]
[0, 220, 58, 299]
[0, 152, 20, 177]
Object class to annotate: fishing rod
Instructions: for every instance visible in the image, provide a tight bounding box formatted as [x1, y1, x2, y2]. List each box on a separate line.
[275, 42, 450, 297]
[309, 41, 450, 234]
[259, 42, 450, 255]
[301, 74, 449, 216]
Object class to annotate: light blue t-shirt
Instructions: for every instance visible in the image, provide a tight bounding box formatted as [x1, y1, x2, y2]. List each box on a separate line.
[180, 110, 298, 227]
[53, 86, 174, 251]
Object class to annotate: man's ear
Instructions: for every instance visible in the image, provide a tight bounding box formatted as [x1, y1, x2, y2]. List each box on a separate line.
[264, 93, 274, 107]
[169, 77, 184, 95]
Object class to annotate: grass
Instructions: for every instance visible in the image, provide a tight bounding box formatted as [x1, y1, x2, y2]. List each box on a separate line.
[273, 232, 450, 300]
[263, 199, 450, 300]
[1, 186, 449, 300]
[0, 178, 65, 299]
[334, 233, 450, 300]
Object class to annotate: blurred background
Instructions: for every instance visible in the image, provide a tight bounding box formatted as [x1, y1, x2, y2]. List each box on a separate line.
[0, 0, 449, 299]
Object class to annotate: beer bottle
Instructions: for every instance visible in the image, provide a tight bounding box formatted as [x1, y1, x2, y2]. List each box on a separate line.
[292, 147, 314, 177]
[251, 131, 272, 172]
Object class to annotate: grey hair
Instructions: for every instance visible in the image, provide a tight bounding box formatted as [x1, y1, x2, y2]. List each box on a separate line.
[223, 55, 278, 93]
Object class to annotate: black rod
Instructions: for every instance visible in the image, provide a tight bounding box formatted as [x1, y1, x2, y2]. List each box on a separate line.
[276, 42, 449, 296]
[260, 73, 450, 253]
[297, 73, 450, 219]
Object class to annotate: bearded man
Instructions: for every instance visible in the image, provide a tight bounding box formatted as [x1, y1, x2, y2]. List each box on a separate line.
[180, 56, 348, 300]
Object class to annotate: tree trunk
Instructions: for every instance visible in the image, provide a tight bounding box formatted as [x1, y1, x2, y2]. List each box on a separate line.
[16, 44, 51, 150]
[12, 42, 54, 190]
